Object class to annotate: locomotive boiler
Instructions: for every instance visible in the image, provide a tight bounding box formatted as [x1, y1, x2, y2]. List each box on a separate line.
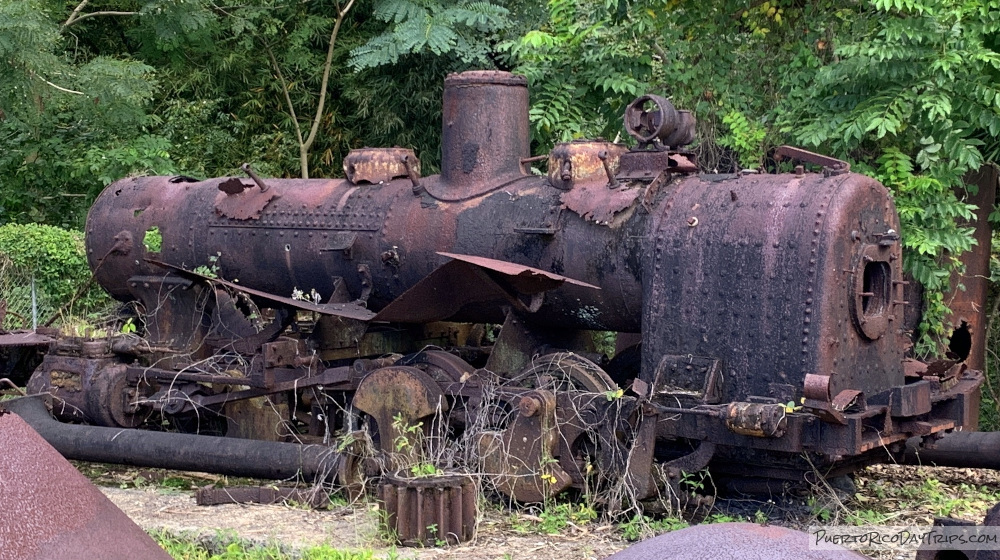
[14, 71, 984, 508]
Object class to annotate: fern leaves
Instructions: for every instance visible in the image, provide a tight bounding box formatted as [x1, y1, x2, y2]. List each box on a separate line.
[349, 0, 510, 70]
[505, 0, 653, 150]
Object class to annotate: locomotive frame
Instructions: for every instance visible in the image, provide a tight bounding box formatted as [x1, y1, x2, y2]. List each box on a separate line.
[1, 71, 986, 525]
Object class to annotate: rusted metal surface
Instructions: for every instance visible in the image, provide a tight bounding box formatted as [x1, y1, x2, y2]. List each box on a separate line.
[903, 430, 1000, 469]
[775, 145, 851, 174]
[831, 389, 865, 413]
[351, 365, 446, 454]
[437, 251, 598, 290]
[887, 381, 931, 416]
[149, 259, 377, 321]
[379, 473, 477, 546]
[372, 253, 599, 324]
[126, 275, 209, 352]
[58, 69, 988, 505]
[653, 354, 723, 404]
[547, 140, 627, 191]
[560, 179, 642, 225]
[214, 178, 280, 219]
[432, 71, 530, 201]
[0, 330, 56, 347]
[195, 486, 329, 508]
[344, 148, 419, 185]
[915, 501, 1000, 560]
[26, 351, 149, 427]
[241, 162, 272, 192]
[88, 180, 641, 333]
[725, 402, 788, 438]
[943, 163, 998, 370]
[480, 389, 572, 503]
[0, 408, 172, 560]
[511, 351, 616, 392]
[617, 150, 698, 182]
[624, 94, 695, 148]
[606, 523, 867, 560]
[643, 171, 905, 403]
[804, 373, 832, 401]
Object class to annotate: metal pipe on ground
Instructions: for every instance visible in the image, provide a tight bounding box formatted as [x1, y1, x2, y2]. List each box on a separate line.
[1, 396, 342, 481]
[902, 431, 1000, 469]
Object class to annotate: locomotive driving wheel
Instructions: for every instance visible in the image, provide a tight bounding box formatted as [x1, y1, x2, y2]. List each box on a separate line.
[399, 349, 475, 385]
[506, 352, 617, 393]
[341, 352, 476, 499]
[495, 352, 630, 502]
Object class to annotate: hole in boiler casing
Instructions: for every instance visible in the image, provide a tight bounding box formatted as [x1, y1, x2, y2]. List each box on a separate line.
[861, 261, 890, 316]
[948, 321, 972, 361]
[143, 226, 162, 253]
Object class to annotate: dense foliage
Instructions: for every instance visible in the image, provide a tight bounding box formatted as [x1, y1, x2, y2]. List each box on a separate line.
[779, 1, 1000, 355]
[0, 224, 111, 327]
[1, 0, 999, 357]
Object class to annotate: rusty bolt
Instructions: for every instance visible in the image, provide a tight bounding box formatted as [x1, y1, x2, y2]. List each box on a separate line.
[560, 160, 573, 182]
[294, 355, 316, 368]
[518, 395, 542, 417]
[381, 247, 400, 267]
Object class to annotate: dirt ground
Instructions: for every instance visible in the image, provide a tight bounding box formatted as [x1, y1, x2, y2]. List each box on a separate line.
[95, 463, 1000, 560]
[101, 485, 629, 560]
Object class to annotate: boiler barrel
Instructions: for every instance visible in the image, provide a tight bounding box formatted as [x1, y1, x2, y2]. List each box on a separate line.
[85, 173, 647, 332]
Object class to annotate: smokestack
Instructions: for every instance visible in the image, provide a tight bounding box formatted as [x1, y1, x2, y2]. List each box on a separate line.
[437, 71, 529, 200]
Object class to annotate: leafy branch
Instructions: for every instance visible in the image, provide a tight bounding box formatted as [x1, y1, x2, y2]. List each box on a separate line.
[62, 0, 137, 31]
[778, 0, 1000, 355]
[348, 0, 510, 71]
[270, 0, 356, 179]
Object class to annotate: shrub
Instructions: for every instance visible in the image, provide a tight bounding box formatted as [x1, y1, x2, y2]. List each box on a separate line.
[0, 223, 112, 327]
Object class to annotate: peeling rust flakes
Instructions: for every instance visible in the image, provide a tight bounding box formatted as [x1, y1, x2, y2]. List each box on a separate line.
[214, 186, 280, 220]
[560, 182, 641, 226]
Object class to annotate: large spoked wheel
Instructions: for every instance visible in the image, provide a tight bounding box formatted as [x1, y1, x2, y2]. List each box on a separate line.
[505, 352, 628, 494]
[507, 352, 618, 393]
[399, 349, 475, 385]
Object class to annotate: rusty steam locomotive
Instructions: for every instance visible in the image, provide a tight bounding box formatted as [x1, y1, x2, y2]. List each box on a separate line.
[6, 71, 985, 512]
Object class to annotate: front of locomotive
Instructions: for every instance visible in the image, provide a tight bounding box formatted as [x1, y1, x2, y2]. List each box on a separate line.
[625, 98, 983, 492]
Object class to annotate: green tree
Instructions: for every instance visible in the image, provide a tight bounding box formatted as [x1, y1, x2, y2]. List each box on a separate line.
[262, 0, 358, 179]
[139, 0, 496, 180]
[503, 0, 653, 152]
[348, 0, 511, 71]
[0, 0, 173, 226]
[778, 0, 1000, 355]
